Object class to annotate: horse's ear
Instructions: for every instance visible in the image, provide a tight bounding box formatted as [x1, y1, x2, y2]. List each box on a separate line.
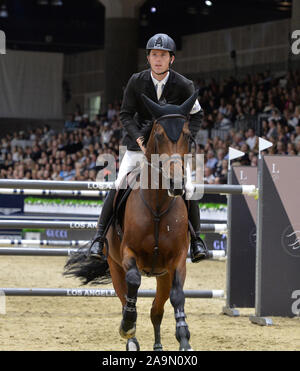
[179, 89, 200, 116]
[141, 94, 165, 119]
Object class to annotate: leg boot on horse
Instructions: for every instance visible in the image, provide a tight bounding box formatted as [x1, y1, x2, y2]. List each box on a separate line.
[89, 189, 117, 260]
[189, 200, 208, 263]
[108, 255, 141, 351]
[119, 255, 141, 340]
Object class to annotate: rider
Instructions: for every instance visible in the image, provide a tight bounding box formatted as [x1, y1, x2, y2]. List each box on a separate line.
[90, 33, 208, 263]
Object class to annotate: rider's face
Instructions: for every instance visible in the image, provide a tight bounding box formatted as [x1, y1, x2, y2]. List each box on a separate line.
[147, 49, 174, 77]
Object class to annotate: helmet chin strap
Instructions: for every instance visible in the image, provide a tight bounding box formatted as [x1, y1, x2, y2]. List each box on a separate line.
[154, 68, 170, 75]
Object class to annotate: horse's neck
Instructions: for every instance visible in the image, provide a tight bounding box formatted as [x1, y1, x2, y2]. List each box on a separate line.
[141, 187, 170, 212]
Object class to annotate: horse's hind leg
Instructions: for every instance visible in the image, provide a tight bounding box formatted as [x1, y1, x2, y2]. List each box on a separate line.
[119, 249, 141, 341]
[108, 256, 127, 307]
[108, 256, 140, 351]
[150, 273, 172, 351]
[170, 266, 192, 351]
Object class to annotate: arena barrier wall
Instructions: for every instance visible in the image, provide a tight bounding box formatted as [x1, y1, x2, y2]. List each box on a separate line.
[251, 155, 300, 323]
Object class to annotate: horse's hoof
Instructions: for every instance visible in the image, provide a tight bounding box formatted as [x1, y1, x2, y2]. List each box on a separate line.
[179, 347, 193, 351]
[179, 339, 192, 351]
[126, 337, 140, 351]
[119, 323, 136, 339]
[153, 343, 163, 351]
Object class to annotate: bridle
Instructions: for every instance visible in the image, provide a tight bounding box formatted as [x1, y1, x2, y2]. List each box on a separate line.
[139, 113, 191, 276]
[141, 114, 190, 180]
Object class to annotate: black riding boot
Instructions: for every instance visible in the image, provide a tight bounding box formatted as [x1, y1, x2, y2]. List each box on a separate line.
[89, 189, 116, 259]
[189, 200, 208, 263]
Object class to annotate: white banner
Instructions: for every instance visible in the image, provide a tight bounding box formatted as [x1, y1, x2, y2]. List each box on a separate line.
[0, 49, 63, 119]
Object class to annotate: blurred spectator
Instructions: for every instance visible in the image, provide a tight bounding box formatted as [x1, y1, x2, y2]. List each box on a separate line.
[289, 106, 300, 128]
[206, 150, 218, 170]
[268, 108, 282, 123]
[64, 114, 79, 130]
[276, 141, 287, 155]
[214, 149, 226, 177]
[107, 103, 117, 121]
[245, 128, 257, 150]
[80, 114, 90, 128]
[101, 123, 114, 145]
[293, 124, 300, 147]
[218, 97, 227, 115]
[266, 120, 277, 139]
[215, 112, 232, 129]
[31, 144, 42, 161]
[204, 166, 215, 184]
[216, 159, 228, 184]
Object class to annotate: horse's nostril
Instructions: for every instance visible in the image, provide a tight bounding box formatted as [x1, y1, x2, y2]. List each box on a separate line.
[169, 178, 175, 191]
[168, 178, 184, 198]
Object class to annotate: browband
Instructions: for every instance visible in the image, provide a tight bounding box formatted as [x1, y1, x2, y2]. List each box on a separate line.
[154, 114, 187, 122]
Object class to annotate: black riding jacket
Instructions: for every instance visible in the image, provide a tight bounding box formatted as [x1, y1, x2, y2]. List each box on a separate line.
[119, 69, 203, 151]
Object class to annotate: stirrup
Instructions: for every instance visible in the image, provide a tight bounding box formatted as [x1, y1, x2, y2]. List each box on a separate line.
[190, 238, 208, 263]
[89, 236, 107, 260]
[191, 250, 207, 263]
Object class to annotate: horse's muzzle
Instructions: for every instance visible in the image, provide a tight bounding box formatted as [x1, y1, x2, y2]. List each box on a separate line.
[168, 178, 185, 198]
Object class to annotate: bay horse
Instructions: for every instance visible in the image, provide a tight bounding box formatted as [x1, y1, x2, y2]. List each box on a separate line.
[64, 90, 199, 351]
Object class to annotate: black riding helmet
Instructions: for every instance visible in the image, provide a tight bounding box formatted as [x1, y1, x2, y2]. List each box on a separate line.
[146, 33, 176, 56]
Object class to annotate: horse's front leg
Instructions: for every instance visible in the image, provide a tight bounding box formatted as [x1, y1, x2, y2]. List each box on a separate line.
[119, 247, 141, 340]
[151, 273, 172, 351]
[170, 264, 192, 351]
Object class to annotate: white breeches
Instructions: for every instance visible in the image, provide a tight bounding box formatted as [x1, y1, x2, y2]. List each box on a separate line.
[115, 150, 194, 199]
[115, 150, 145, 190]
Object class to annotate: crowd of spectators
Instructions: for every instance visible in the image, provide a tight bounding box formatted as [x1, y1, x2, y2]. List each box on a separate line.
[196, 68, 300, 183]
[0, 106, 122, 182]
[1, 69, 300, 185]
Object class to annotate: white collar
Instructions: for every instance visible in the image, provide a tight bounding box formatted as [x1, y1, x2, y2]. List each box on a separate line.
[151, 71, 170, 87]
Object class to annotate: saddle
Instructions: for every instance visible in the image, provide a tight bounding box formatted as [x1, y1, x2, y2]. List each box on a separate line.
[112, 167, 140, 241]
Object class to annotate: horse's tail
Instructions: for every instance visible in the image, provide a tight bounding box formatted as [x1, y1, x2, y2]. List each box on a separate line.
[63, 244, 111, 285]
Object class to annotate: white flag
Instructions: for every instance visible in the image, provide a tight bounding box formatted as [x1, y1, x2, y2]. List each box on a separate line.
[258, 137, 273, 158]
[229, 147, 245, 162]
[228, 147, 244, 170]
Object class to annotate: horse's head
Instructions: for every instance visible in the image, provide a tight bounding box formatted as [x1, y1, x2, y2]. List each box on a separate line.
[141, 90, 199, 197]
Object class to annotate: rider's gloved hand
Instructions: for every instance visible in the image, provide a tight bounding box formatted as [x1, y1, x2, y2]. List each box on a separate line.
[136, 136, 146, 154]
